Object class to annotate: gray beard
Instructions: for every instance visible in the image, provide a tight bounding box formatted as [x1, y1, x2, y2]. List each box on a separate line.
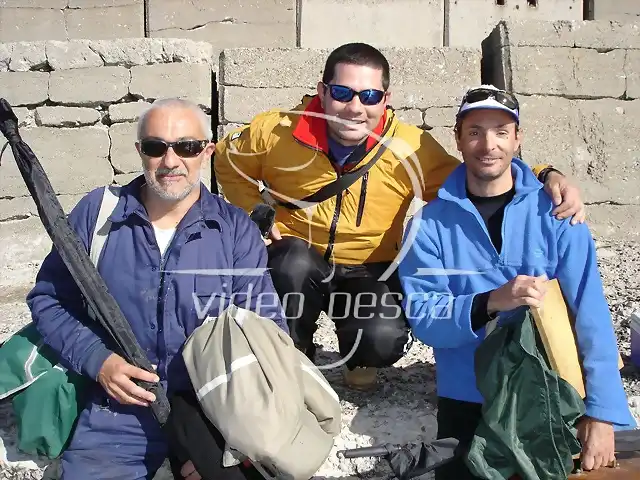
[143, 168, 202, 201]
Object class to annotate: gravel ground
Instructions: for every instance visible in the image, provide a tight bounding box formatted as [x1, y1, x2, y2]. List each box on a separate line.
[1, 239, 639, 480]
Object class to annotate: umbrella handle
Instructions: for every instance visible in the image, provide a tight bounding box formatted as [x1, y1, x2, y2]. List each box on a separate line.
[337, 444, 400, 459]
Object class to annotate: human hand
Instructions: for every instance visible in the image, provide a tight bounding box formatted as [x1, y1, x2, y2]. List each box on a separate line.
[544, 171, 586, 225]
[180, 460, 202, 480]
[487, 275, 548, 314]
[97, 353, 159, 407]
[263, 223, 282, 247]
[577, 416, 616, 471]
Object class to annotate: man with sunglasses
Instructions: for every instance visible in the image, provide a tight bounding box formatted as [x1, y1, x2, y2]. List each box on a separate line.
[214, 42, 586, 391]
[398, 85, 636, 479]
[27, 98, 288, 480]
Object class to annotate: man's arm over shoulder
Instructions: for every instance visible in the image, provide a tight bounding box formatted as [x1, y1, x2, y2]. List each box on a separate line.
[214, 113, 273, 213]
[555, 220, 635, 427]
[226, 203, 289, 333]
[26, 188, 113, 381]
[398, 209, 483, 349]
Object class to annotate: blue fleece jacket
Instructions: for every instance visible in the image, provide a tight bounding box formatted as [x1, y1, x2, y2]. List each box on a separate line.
[398, 158, 636, 429]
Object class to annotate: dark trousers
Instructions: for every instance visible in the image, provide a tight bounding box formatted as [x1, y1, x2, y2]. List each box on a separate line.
[166, 391, 265, 480]
[435, 397, 483, 480]
[267, 236, 412, 369]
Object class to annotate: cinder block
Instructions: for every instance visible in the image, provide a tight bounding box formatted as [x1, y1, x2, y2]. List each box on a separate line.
[221, 47, 480, 109]
[46, 40, 104, 70]
[109, 101, 152, 123]
[0, 8, 67, 42]
[12, 107, 36, 127]
[148, 0, 295, 47]
[129, 63, 212, 107]
[152, 22, 295, 49]
[114, 172, 141, 186]
[65, 5, 144, 40]
[0, 127, 112, 197]
[0, 197, 33, 222]
[627, 51, 640, 100]
[50, 66, 130, 106]
[508, 47, 626, 98]
[221, 48, 327, 88]
[518, 96, 640, 205]
[299, 0, 444, 48]
[0, 218, 52, 296]
[483, 20, 640, 60]
[8, 41, 47, 72]
[571, 20, 640, 50]
[0, 43, 13, 72]
[395, 109, 424, 126]
[0, 71, 49, 106]
[68, 0, 143, 6]
[1, 0, 66, 7]
[386, 48, 481, 108]
[89, 39, 165, 67]
[448, 0, 582, 48]
[592, 0, 640, 22]
[0, 194, 84, 223]
[424, 106, 458, 127]
[426, 126, 458, 160]
[109, 122, 142, 174]
[35, 106, 101, 127]
[222, 86, 315, 124]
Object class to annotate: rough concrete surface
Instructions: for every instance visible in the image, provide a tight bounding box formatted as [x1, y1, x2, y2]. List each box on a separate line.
[1, 237, 639, 479]
[147, 0, 296, 48]
[299, 0, 444, 48]
[448, 0, 582, 48]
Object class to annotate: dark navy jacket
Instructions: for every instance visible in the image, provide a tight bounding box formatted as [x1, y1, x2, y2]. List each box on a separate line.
[27, 176, 288, 394]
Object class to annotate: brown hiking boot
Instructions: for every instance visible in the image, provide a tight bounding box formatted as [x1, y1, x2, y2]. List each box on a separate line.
[343, 367, 378, 391]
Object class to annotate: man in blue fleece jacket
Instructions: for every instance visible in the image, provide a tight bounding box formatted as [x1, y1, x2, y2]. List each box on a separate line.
[398, 85, 636, 480]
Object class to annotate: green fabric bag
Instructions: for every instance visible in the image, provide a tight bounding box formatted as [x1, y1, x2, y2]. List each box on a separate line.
[465, 308, 585, 480]
[0, 322, 91, 459]
[0, 185, 119, 458]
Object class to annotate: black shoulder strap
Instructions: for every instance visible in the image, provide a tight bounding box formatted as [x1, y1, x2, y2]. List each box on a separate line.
[276, 141, 388, 210]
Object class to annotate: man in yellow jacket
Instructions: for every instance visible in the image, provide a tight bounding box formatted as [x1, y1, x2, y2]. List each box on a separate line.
[214, 42, 585, 390]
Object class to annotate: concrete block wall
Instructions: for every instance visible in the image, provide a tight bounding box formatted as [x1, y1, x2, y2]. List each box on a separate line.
[448, 0, 582, 47]
[483, 19, 640, 241]
[0, 0, 145, 42]
[0, 0, 588, 48]
[0, 38, 215, 302]
[218, 46, 481, 155]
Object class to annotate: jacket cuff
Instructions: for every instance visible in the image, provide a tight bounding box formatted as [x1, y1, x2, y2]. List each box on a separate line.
[470, 291, 495, 332]
[81, 344, 113, 381]
[584, 403, 637, 428]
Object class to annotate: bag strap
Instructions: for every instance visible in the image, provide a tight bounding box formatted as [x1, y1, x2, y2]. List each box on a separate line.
[89, 185, 121, 267]
[276, 140, 388, 210]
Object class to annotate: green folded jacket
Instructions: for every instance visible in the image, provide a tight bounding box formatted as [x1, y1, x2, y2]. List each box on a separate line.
[465, 309, 585, 480]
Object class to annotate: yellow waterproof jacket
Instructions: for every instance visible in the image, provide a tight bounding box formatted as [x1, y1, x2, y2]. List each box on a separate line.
[214, 95, 545, 266]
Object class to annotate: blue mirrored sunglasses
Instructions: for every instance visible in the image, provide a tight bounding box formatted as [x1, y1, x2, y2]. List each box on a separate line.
[324, 83, 386, 106]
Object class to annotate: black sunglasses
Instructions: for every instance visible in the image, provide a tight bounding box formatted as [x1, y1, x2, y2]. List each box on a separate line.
[462, 88, 520, 111]
[139, 138, 209, 158]
[324, 83, 386, 106]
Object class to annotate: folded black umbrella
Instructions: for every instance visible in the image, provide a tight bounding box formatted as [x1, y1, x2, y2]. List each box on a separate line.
[0, 98, 170, 425]
[338, 429, 640, 480]
[337, 437, 461, 480]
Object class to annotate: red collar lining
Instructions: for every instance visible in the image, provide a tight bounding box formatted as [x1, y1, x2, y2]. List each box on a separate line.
[292, 96, 387, 155]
